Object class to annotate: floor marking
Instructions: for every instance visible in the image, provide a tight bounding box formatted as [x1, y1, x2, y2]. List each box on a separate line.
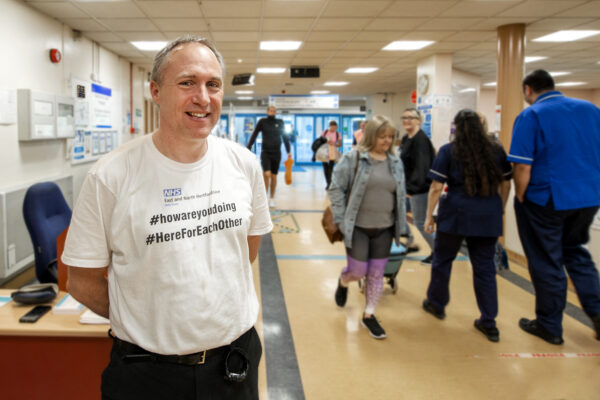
[270, 211, 300, 233]
[499, 352, 600, 359]
[258, 233, 305, 400]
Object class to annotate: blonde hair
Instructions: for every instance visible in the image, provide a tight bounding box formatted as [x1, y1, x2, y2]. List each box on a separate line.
[357, 115, 396, 154]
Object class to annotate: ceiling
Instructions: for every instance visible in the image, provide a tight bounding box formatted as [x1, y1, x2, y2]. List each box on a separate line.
[23, 0, 600, 100]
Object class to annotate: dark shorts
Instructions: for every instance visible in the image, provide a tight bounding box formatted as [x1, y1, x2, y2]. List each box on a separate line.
[260, 151, 281, 174]
[101, 327, 262, 400]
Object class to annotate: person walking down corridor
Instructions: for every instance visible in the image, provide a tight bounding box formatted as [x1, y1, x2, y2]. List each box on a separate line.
[422, 109, 512, 342]
[400, 108, 436, 264]
[247, 105, 292, 208]
[509, 69, 600, 344]
[329, 115, 408, 339]
[321, 120, 342, 190]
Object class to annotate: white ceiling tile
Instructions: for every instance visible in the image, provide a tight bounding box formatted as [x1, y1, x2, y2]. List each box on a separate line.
[83, 31, 123, 42]
[116, 31, 167, 41]
[364, 18, 429, 31]
[99, 18, 156, 31]
[428, 42, 475, 51]
[61, 18, 108, 31]
[307, 31, 359, 41]
[201, 1, 262, 17]
[100, 41, 138, 53]
[385, 1, 456, 17]
[260, 31, 305, 41]
[353, 31, 405, 41]
[418, 18, 485, 31]
[263, 0, 326, 17]
[560, 1, 600, 17]
[499, 1, 588, 17]
[263, 18, 315, 31]
[344, 41, 389, 50]
[217, 42, 259, 51]
[74, 1, 145, 18]
[301, 42, 345, 50]
[399, 31, 456, 41]
[441, 1, 522, 17]
[212, 32, 260, 42]
[153, 19, 209, 31]
[313, 18, 371, 31]
[526, 17, 596, 30]
[28, 2, 89, 18]
[468, 17, 538, 30]
[296, 50, 335, 58]
[322, 1, 390, 17]
[163, 32, 211, 40]
[137, 1, 203, 17]
[443, 31, 497, 42]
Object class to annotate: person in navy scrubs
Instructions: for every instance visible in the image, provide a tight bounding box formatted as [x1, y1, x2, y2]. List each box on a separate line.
[421, 109, 512, 342]
[509, 69, 600, 344]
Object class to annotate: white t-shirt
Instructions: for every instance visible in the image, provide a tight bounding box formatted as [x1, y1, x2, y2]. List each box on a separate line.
[62, 134, 272, 354]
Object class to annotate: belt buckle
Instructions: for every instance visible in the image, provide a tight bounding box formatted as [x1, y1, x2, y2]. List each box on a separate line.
[197, 351, 206, 365]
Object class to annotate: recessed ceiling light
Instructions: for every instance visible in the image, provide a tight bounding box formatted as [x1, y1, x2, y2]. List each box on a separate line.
[131, 41, 167, 51]
[483, 82, 497, 87]
[525, 56, 547, 63]
[533, 30, 600, 42]
[345, 67, 378, 74]
[237, 96, 253, 100]
[324, 82, 349, 86]
[235, 90, 254, 94]
[549, 71, 571, 77]
[237, 59, 243, 63]
[260, 41, 302, 51]
[459, 88, 476, 93]
[311, 90, 330, 94]
[382, 41, 434, 51]
[555, 81, 586, 87]
[256, 67, 286, 74]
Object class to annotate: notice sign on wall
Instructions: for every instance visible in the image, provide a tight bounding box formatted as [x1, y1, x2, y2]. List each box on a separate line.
[91, 83, 112, 128]
[269, 94, 339, 109]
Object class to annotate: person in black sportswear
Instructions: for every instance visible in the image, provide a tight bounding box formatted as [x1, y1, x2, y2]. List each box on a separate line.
[247, 106, 291, 208]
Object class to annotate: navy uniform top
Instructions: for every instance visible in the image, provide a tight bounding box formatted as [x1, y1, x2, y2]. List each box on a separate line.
[428, 142, 512, 237]
[507, 91, 600, 210]
[246, 116, 291, 154]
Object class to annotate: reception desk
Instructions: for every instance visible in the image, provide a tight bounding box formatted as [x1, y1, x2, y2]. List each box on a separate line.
[0, 289, 111, 400]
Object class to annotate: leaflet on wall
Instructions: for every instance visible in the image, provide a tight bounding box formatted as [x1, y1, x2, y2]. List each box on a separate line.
[91, 83, 112, 128]
[71, 129, 117, 165]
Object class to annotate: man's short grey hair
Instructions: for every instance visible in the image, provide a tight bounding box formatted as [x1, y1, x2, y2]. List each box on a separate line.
[150, 35, 226, 85]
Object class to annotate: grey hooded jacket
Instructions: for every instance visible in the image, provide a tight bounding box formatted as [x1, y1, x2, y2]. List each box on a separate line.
[328, 149, 409, 248]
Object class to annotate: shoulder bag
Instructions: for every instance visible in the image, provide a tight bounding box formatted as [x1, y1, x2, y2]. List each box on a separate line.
[322, 152, 359, 244]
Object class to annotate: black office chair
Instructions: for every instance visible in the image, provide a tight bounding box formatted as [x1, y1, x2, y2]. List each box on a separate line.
[23, 182, 72, 283]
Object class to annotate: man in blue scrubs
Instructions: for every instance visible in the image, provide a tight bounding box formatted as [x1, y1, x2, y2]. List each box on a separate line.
[508, 69, 600, 344]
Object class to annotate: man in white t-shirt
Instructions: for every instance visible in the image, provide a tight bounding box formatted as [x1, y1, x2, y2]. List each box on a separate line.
[62, 36, 272, 400]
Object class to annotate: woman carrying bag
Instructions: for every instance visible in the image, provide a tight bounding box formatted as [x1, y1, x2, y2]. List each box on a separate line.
[328, 115, 408, 339]
[320, 120, 342, 189]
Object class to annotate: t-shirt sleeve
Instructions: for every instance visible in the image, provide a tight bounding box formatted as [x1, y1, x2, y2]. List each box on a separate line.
[61, 172, 115, 268]
[507, 111, 537, 165]
[428, 144, 450, 183]
[247, 157, 273, 236]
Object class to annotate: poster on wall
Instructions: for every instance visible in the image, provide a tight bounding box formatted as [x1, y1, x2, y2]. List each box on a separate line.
[91, 83, 113, 128]
[71, 129, 118, 165]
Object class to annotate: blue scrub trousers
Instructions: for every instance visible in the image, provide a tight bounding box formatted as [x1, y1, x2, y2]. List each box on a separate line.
[514, 197, 600, 336]
[426, 231, 498, 327]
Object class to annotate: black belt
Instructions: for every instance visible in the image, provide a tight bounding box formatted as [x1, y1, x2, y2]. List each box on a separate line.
[108, 329, 232, 366]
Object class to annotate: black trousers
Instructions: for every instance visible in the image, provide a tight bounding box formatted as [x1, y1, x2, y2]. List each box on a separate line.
[514, 197, 600, 336]
[101, 327, 262, 400]
[322, 160, 335, 188]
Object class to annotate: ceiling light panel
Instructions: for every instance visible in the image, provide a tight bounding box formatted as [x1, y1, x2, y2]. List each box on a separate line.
[382, 41, 435, 51]
[324, 82, 349, 86]
[525, 56, 548, 63]
[260, 41, 302, 51]
[345, 67, 378, 74]
[256, 67, 286, 74]
[131, 41, 167, 51]
[533, 30, 600, 42]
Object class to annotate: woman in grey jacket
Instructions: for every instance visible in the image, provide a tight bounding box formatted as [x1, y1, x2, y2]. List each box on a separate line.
[329, 115, 408, 339]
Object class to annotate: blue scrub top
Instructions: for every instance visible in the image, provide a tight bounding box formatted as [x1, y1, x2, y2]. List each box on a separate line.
[507, 91, 600, 210]
[428, 142, 512, 237]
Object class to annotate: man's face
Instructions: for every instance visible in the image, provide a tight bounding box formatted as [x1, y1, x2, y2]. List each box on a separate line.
[267, 106, 276, 117]
[150, 43, 223, 140]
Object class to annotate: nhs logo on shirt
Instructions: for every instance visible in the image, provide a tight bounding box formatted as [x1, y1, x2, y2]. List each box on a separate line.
[163, 188, 182, 197]
[163, 188, 183, 205]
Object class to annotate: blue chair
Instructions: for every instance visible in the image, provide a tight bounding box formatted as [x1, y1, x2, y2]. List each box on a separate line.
[23, 182, 72, 283]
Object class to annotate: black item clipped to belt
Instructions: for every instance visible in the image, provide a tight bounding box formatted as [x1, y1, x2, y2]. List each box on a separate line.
[224, 346, 249, 383]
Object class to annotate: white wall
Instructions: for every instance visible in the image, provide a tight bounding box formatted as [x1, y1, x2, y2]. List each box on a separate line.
[0, 0, 143, 197]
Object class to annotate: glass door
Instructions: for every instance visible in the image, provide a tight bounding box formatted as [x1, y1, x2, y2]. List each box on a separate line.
[341, 115, 365, 153]
[295, 115, 315, 163]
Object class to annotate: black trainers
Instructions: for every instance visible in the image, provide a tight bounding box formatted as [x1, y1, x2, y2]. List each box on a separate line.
[361, 315, 386, 339]
[420, 254, 433, 265]
[592, 314, 600, 341]
[334, 278, 348, 307]
[422, 299, 446, 320]
[519, 318, 564, 345]
[474, 319, 500, 342]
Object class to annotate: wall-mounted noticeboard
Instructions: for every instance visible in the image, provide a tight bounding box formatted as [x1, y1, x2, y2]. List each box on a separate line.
[72, 129, 118, 165]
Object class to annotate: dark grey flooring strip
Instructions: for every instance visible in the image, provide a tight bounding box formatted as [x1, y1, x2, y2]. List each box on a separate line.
[497, 268, 593, 329]
[258, 233, 306, 400]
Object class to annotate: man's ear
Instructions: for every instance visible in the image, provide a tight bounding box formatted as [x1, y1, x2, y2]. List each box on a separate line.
[150, 80, 160, 104]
